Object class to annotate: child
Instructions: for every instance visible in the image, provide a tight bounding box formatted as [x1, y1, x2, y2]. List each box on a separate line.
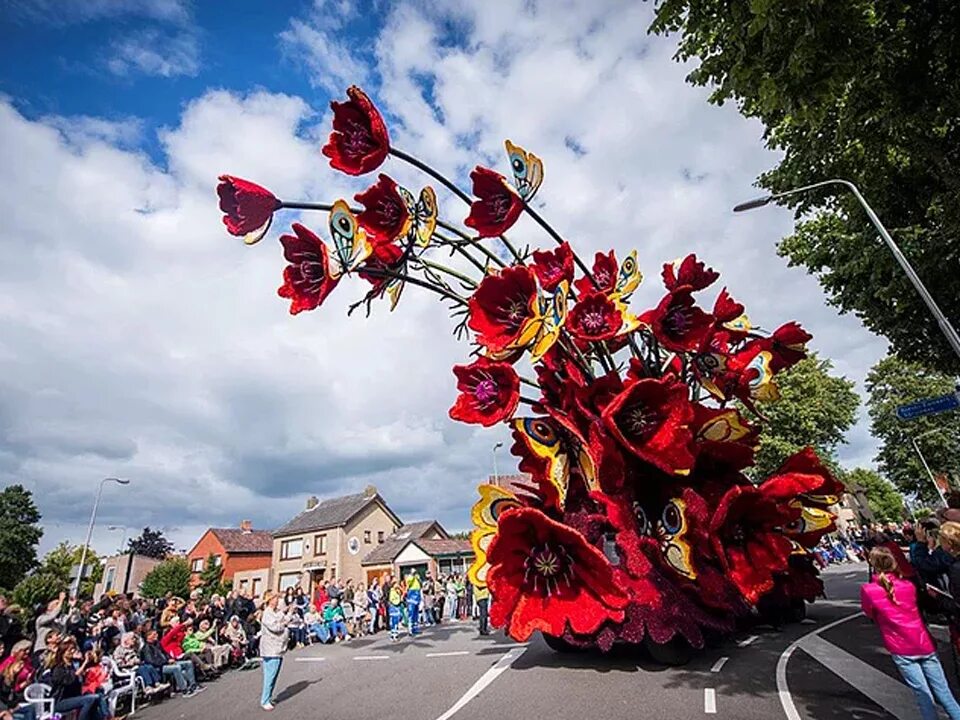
[81, 648, 114, 719]
[861, 546, 960, 720]
[388, 582, 404, 641]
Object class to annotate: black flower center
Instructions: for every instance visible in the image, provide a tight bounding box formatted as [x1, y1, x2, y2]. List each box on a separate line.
[523, 542, 574, 596]
[664, 306, 690, 337]
[620, 403, 661, 442]
[343, 119, 377, 156]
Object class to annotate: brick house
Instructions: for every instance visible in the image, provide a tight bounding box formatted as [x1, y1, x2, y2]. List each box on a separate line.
[361, 520, 473, 583]
[271, 485, 402, 593]
[187, 520, 273, 589]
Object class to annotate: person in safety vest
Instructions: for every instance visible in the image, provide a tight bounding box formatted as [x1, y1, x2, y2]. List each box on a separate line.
[405, 569, 422, 636]
[388, 582, 404, 641]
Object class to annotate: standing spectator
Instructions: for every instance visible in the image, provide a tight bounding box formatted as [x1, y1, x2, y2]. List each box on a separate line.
[352, 583, 368, 637]
[474, 582, 490, 636]
[287, 608, 307, 648]
[294, 588, 309, 616]
[405, 570, 422, 636]
[862, 546, 960, 720]
[445, 576, 458, 621]
[312, 583, 328, 614]
[159, 598, 182, 630]
[387, 582, 404, 641]
[912, 523, 954, 586]
[32, 592, 66, 652]
[140, 629, 200, 697]
[422, 575, 436, 626]
[283, 588, 296, 610]
[259, 591, 290, 712]
[367, 579, 381, 634]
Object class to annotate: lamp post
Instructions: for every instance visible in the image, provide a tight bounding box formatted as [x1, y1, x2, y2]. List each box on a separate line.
[72, 478, 130, 599]
[107, 525, 128, 555]
[734, 179, 960, 365]
[492, 442, 504, 484]
[911, 428, 950, 507]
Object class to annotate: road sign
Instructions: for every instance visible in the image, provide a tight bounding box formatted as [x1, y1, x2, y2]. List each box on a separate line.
[896, 391, 960, 421]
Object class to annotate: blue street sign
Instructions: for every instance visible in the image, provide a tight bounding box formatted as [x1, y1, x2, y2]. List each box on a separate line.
[896, 391, 960, 421]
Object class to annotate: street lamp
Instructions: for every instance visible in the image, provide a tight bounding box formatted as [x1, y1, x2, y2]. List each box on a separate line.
[492, 442, 504, 484]
[734, 179, 960, 364]
[72, 478, 130, 599]
[107, 525, 128, 555]
[911, 429, 950, 507]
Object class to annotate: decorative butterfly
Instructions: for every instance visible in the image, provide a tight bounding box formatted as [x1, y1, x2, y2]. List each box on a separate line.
[467, 484, 521, 588]
[504, 140, 544, 202]
[634, 498, 697, 580]
[723, 314, 752, 335]
[746, 350, 779, 402]
[614, 250, 642, 297]
[328, 200, 372, 279]
[611, 295, 642, 337]
[528, 281, 569, 362]
[783, 501, 836, 539]
[511, 416, 597, 508]
[397, 185, 438, 248]
[696, 409, 753, 444]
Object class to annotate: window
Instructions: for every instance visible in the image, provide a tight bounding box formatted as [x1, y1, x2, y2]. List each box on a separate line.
[280, 539, 303, 560]
[104, 566, 116, 592]
[364, 530, 371, 544]
[377, 531, 385, 544]
[314, 534, 327, 555]
[251, 578, 262, 598]
[213, 555, 222, 567]
[278, 573, 300, 591]
[191, 558, 204, 572]
[238, 579, 249, 591]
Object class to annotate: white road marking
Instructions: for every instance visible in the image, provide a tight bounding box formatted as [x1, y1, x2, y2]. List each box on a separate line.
[293, 657, 327, 663]
[434, 646, 528, 720]
[353, 655, 390, 661]
[776, 611, 862, 720]
[704, 688, 717, 714]
[710, 657, 728, 673]
[800, 619, 817, 625]
[487, 643, 528, 649]
[798, 634, 919, 720]
[426, 651, 470, 657]
[737, 635, 758, 647]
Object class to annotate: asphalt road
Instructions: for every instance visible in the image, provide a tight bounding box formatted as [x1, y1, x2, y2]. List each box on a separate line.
[138, 563, 959, 720]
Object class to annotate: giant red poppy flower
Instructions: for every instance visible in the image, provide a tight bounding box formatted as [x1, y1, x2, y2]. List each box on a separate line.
[449, 358, 520, 427]
[531, 242, 574, 291]
[322, 86, 390, 175]
[567, 292, 622, 342]
[692, 404, 758, 471]
[487, 507, 629, 642]
[640, 288, 714, 352]
[773, 447, 845, 508]
[217, 175, 281, 245]
[661, 254, 719, 292]
[573, 250, 617, 297]
[601, 377, 696, 475]
[359, 242, 404, 294]
[277, 223, 340, 314]
[709, 484, 800, 604]
[354, 174, 409, 245]
[464, 167, 524, 238]
[467, 266, 539, 353]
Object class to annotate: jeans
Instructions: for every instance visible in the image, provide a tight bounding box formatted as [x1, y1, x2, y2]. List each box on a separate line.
[477, 597, 489, 634]
[308, 622, 330, 643]
[13, 705, 37, 720]
[137, 663, 162, 686]
[388, 606, 402, 638]
[328, 620, 348, 639]
[55, 695, 98, 720]
[260, 656, 282, 707]
[290, 626, 307, 645]
[162, 659, 197, 691]
[892, 653, 960, 720]
[407, 600, 420, 634]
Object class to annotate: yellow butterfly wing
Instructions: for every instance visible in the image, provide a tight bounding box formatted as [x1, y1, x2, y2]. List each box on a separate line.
[658, 498, 696, 580]
[747, 350, 779, 402]
[614, 250, 642, 297]
[467, 484, 521, 589]
[528, 281, 568, 362]
[414, 186, 437, 248]
[504, 139, 543, 202]
[512, 417, 570, 507]
[328, 199, 371, 279]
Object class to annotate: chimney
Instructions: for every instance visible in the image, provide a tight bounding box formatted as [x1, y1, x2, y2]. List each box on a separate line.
[363, 484, 377, 498]
[240, 520, 252, 533]
[306, 496, 319, 510]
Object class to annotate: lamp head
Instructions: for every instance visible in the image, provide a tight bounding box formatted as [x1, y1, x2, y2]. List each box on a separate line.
[108, 477, 130, 485]
[733, 195, 773, 212]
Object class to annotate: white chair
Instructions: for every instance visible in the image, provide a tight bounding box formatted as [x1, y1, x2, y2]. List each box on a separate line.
[106, 656, 144, 717]
[22, 683, 55, 720]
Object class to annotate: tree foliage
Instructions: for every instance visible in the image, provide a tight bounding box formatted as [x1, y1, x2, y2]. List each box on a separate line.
[651, 1, 960, 374]
[11, 542, 103, 617]
[744, 355, 860, 479]
[140, 558, 191, 600]
[0, 484, 43, 591]
[866, 355, 960, 502]
[845, 467, 904, 523]
[197, 554, 231, 599]
[127, 527, 175, 559]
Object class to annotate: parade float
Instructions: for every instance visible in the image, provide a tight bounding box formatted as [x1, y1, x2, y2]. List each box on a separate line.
[217, 85, 841, 663]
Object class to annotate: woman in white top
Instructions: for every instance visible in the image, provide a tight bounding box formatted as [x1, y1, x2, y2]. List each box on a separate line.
[258, 591, 291, 711]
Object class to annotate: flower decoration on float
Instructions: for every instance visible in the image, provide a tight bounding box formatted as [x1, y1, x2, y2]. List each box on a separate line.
[216, 83, 839, 656]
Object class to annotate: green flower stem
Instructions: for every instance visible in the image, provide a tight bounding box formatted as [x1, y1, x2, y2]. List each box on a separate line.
[390, 147, 473, 205]
[278, 201, 334, 211]
[358, 266, 468, 307]
[417, 258, 478, 288]
[435, 226, 506, 271]
[519, 375, 540, 389]
[518, 395, 540, 407]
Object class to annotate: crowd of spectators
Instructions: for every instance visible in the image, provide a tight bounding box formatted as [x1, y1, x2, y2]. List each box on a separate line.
[0, 568, 484, 719]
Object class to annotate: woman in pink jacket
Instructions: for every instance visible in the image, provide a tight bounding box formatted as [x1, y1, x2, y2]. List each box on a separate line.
[861, 546, 960, 720]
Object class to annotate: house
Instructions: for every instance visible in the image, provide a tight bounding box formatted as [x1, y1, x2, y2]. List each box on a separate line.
[271, 485, 402, 592]
[93, 554, 162, 601]
[187, 520, 273, 590]
[361, 520, 473, 583]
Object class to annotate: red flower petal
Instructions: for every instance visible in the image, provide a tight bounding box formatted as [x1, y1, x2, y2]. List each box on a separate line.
[467, 266, 539, 353]
[573, 250, 617, 297]
[661, 254, 719, 291]
[276, 223, 340, 314]
[217, 175, 281, 242]
[531, 242, 575, 291]
[321, 86, 390, 176]
[464, 166, 524, 238]
[567, 292, 622, 342]
[639, 287, 714, 352]
[448, 358, 520, 427]
[354, 174, 410, 246]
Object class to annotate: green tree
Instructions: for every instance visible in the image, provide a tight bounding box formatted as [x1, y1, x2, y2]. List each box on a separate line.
[38, 543, 102, 598]
[127, 527, 175, 559]
[140, 557, 191, 599]
[11, 574, 63, 616]
[866, 355, 960, 502]
[196, 554, 231, 599]
[744, 355, 860, 479]
[845, 467, 904, 523]
[651, 1, 960, 374]
[0, 484, 43, 591]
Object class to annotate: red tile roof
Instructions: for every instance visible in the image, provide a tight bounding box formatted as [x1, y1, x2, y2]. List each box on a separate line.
[209, 528, 273, 554]
[418, 538, 472, 556]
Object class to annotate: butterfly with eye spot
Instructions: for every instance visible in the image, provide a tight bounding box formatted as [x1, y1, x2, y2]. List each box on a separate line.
[397, 185, 438, 248]
[511, 416, 597, 509]
[634, 498, 697, 580]
[614, 250, 643, 298]
[504, 140, 544, 202]
[328, 199, 372, 279]
[467, 484, 522, 589]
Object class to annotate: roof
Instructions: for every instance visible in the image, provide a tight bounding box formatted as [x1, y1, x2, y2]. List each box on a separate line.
[360, 539, 408, 566]
[361, 537, 473, 566]
[418, 538, 472, 556]
[391, 520, 447, 540]
[273, 491, 400, 538]
[209, 528, 273, 554]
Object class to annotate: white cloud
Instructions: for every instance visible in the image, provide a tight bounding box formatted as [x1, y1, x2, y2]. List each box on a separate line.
[7, 0, 190, 26]
[4, 1, 888, 561]
[107, 27, 200, 78]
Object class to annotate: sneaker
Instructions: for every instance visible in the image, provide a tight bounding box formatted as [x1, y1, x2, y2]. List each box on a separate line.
[195, 685, 207, 693]
[262, 703, 275, 711]
[158, 682, 171, 691]
[183, 688, 199, 698]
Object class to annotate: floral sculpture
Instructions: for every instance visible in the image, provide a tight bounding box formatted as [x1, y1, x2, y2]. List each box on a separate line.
[217, 86, 842, 657]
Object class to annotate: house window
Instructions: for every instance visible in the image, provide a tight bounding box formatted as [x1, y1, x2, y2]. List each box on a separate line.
[213, 555, 222, 567]
[364, 530, 371, 544]
[191, 558, 204, 572]
[278, 572, 300, 591]
[104, 566, 116, 592]
[251, 578, 262, 598]
[238, 579, 249, 591]
[377, 531, 385, 544]
[280, 539, 303, 560]
[314, 534, 327, 555]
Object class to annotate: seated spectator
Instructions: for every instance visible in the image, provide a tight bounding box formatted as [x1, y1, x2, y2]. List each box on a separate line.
[286, 608, 307, 648]
[163, 618, 217, 680]
[302, 609, 330, 644]
[324, 598, 349, 642]
[0, 695, 37, 720]
[159, 599, 182, 630]
[80, 649, 113, 720]
[0, 641, 34, 711]
[31, 629, 59, 672]
[45, 638, 102, 720]
[190, 620, 230, 669]
[221, 616, 248, 665]
[140, 629, 200, 698]
[113, 632, 167, 694]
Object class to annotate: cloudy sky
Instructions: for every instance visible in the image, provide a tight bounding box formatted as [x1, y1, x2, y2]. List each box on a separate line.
[0, 0, 887, 558]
